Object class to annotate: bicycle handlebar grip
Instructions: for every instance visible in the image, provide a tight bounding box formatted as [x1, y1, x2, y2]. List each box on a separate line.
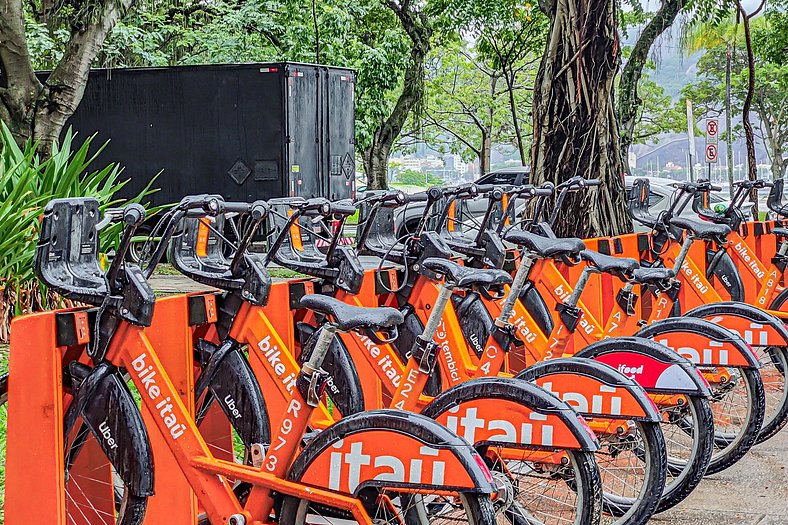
[301, 198, 331, 214]
[534, 188, 554, 197]
[223, 202, 252, 214]
[454, 184, 478, 199]
[383, 191, 408, 207]
[249, 200, 270, 221]
[584, 179, 601, 187]
[474, 184, 497, 194]
[123, 204, 146, 226]
[405, 191, 430, 204]
[329, 200, 357, 217]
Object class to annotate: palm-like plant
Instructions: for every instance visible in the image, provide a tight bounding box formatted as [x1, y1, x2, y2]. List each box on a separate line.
[0, 123, 156, 341]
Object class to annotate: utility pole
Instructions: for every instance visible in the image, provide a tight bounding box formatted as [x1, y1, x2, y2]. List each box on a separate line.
[686, 99, 697, 181]
[725, 44, 735, 197]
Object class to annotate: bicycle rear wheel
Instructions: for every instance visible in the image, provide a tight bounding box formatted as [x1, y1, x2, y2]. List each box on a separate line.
[705, 367, 765, 475]
[596, 421, 665, 525]
[281, 490, 496, 525]
[484, 447, 602, 525]
[656, 394, 713, 512]
[753, 345, 788, 443]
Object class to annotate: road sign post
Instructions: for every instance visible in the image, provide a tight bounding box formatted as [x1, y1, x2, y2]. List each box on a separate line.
[705, 118, 719, 180]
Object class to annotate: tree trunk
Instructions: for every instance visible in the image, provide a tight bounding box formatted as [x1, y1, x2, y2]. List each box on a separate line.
[0, 0, 134, 153]
[737, 1, 762, 212]
[532, 0, 632, 237]
[771, 155, 786, 180]
[617, 0, 685, 176]
[481, 132, 491, 175]
[504, 67, 527, 166]
[363, 3, 432, 190]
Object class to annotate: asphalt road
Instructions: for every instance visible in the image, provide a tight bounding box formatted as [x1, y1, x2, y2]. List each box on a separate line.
[149, 274, 788, 523]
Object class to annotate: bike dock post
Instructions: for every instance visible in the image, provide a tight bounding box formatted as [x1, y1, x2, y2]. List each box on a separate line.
[5, 308, 89, 524]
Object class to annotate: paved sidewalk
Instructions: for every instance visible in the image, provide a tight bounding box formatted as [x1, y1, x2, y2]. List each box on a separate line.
[651, 418, 788, 524]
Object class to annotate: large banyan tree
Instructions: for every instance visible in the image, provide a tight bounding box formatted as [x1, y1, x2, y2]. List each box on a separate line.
[531, 0, 633, 238]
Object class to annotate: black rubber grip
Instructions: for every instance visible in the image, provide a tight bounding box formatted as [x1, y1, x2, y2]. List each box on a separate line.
[406, 192, 430, 204]
[329, 200, 357, 217]
[223, 202, 251, 214]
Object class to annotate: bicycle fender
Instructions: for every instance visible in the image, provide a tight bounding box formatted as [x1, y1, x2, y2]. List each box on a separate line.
[706, 249, 745, 302]
[575, 337, 710, 396]
[516, 358, 660, 422]
[206, 344, 271, 447]
[420, 377, 599, 452]
[452, 292, 494, 358]
[288, 410, 495, 496]
[79, 365, 155, 497]
[685, 301, 788, 348]
[637, 317, 759, 369]
[299, 323, 366, 416]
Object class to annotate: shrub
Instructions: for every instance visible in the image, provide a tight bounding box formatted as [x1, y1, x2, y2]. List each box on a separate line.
[0, 123, 156, 341]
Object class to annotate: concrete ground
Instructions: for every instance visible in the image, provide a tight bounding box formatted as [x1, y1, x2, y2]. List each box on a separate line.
[149, 274, 788, 524]
[652, 427, 788, 524]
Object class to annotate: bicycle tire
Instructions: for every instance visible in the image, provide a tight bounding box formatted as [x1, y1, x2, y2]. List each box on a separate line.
[755, 346, 788, 443]
[281, 491, 497, 525]
[484, 448, 602, 525]
[705, 367, 765, 475]
[0, 372, 150, 525]
[597, 421, 665, 525]
[656, 395, 714, 513]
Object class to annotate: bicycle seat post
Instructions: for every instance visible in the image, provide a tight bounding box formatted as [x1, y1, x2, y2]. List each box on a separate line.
[498, 253, 537, 322]
[420, 282, 455, 344]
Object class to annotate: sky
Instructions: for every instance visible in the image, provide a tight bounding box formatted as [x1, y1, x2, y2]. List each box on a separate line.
[641, 0, 764, 13]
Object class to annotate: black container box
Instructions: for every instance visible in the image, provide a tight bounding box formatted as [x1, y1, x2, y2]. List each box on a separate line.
[66, 62, 356, 206]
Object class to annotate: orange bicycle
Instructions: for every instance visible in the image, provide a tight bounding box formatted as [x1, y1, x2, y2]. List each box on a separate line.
[10, 196, 499, 525]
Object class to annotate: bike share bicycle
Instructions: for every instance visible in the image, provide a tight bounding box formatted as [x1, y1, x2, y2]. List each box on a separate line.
[627, 178, 788, 446]
[389, 180, 715, 522]
[460, 178, 763, 478]
[255, 184, 710, 525]
[1, 196, 502, 525]
[171, 195, 599, 524]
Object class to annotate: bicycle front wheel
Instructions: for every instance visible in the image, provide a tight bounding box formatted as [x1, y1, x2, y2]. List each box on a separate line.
[0, 373, 150, 525]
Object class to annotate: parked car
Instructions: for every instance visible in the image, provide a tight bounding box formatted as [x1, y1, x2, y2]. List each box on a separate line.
[391, 167, 530, 237]
[625, 176, 754, 232]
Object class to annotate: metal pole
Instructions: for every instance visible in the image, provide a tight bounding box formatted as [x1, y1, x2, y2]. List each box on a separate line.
[687, 98, 697, 182]
[726, 44, 735, 197]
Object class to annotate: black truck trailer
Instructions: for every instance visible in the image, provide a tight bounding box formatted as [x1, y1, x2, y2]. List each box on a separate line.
[65, 62, 357, 206]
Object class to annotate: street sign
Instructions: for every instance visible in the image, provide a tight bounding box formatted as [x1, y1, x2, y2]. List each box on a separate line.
[705, 143, 719, 163]
[706, 118, 719, 145]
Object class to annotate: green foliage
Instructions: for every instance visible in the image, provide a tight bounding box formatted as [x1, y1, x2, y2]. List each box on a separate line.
[396, 169, 443, 186]
[0, 123, 156, 340]
[680, 15, 788, 178]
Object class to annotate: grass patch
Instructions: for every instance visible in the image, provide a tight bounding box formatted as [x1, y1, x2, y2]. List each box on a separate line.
[153, 264, 181, 276]
[269, 268, 307, 279]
